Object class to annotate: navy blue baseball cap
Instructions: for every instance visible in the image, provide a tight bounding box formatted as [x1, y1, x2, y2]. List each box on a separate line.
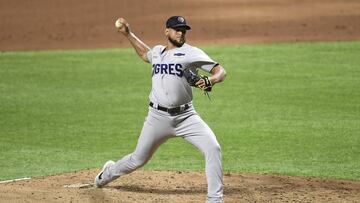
[166, 16, 191, 30]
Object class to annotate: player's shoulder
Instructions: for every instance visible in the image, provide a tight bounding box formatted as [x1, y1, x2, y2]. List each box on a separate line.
[151, 45, 166, 52]
[182, 44, 207, 56]
[181, 43, 198, 51]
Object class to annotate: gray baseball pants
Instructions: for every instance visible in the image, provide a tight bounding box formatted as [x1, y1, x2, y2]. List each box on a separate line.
[101, 105, 223, 203]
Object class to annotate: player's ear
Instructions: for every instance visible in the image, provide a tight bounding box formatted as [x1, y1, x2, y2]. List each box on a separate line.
[165, 28, 170, 36]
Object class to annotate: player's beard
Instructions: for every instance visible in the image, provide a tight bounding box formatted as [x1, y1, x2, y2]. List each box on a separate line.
[168, 35, 186, 47]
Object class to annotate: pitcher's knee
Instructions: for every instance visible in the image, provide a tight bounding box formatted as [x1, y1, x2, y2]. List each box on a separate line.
[205, 144, 221, 157]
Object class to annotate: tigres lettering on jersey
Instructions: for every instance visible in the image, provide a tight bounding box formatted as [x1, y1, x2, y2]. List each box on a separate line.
[152, 63, 183, 77]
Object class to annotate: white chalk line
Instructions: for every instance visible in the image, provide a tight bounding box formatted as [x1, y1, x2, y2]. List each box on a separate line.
[63, 183, 93, 188]
[0, 177, 31, 184]
[0, 177, 93, 189]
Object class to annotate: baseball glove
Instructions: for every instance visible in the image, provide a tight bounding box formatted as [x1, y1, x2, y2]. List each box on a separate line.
[183, 69, 212, 92]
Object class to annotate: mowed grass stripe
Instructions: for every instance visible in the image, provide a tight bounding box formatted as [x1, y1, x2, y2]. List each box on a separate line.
[0, 41, 359, 180]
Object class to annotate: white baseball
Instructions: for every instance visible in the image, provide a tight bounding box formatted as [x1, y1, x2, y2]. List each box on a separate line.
[115, 19, 123, 29]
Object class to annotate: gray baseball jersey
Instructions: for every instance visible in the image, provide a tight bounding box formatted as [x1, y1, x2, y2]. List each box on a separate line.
[98, 43, 223, 203]
[147, 43, 218, 107]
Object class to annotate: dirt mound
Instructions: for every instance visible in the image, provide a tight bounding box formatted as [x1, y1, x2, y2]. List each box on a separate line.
[1, 169, 359, 203]
[1, 0, 359, 51]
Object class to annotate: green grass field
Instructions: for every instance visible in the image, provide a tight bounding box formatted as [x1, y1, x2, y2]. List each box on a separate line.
[1, 41, 359, 181]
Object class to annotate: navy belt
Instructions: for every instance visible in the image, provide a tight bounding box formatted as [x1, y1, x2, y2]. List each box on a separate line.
[149, 102, 190, 114]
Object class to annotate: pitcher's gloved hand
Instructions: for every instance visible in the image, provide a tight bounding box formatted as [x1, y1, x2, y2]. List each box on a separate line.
[183, 69, 212, 92]
[195, 75, 212, 92]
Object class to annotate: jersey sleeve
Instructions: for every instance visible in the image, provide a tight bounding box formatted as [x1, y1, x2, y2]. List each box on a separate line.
[146, 49, 153, 63]
[147, 45, 165, 64]
[188, 47, 218, 73]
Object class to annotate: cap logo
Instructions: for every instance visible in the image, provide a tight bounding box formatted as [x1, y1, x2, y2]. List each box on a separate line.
[178, 17, 185, 23]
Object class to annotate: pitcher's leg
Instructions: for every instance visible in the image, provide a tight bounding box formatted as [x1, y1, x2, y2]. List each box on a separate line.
[101, 110, 173, 184]
[178, 114, 223, 202]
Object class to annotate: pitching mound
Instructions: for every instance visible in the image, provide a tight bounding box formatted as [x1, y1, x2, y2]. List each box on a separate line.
[1, 169, 359, 202]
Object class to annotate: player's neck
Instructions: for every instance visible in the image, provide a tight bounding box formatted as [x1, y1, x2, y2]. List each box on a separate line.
[165, 41, 184, 51]
[165, 44, 177, 51]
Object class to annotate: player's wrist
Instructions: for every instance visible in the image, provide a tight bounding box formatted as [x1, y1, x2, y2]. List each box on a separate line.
[209, 76, 216, 85]
[123, 30, 132, 37]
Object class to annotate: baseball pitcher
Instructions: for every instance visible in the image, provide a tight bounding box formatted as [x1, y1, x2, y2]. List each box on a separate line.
[95, 16, 227, 203]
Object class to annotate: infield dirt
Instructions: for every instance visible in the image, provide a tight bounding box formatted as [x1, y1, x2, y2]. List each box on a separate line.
[1, 170, 360, 203]
[0, 0, 360, 202]
[1, 0, 360, 51]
